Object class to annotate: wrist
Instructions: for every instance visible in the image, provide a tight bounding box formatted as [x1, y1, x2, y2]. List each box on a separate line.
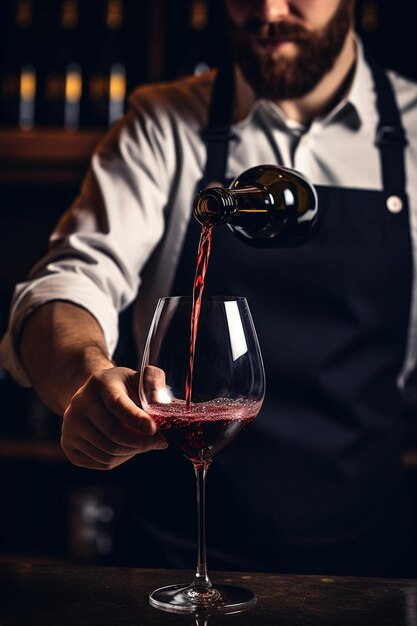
[18, 301, 115, 416]
[59, 344, 115, 413]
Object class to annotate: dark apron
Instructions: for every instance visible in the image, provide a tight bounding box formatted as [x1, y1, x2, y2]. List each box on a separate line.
[115, 60, 415, 577]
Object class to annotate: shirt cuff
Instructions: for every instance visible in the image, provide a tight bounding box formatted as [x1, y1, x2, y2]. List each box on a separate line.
[0, 273, 119, 388]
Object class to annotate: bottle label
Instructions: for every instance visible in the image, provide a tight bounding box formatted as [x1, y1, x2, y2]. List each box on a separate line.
[19, 64, 36, 129]
[65, 64, 82, 103]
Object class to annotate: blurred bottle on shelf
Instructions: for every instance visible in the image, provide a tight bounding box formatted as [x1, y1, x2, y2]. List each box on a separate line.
[86, 0, 127, 128]
[189, 0, 210, 76]
[0, 0, 230, 131]
[163, 0, 210, 79]
[145, 0, 167, 82]
[41, 0, 83, 130]
[0, 0, 39, 129]
[359, 0, 379, 33]
[164, 0, 229, 80]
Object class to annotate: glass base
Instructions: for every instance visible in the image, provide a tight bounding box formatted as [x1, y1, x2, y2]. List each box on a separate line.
[149, 583, 257, 615]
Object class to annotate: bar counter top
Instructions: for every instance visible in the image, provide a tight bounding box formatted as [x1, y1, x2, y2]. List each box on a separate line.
[0, 562, 416, 625]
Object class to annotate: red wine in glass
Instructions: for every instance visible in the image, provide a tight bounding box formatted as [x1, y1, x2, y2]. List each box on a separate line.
[148, 397, 261, 463]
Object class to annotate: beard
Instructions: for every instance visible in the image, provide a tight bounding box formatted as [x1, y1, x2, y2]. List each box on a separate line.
[230, 1, 354, 100]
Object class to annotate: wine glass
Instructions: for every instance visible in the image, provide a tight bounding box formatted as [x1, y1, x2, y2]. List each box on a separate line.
[139, 295, 265, 614]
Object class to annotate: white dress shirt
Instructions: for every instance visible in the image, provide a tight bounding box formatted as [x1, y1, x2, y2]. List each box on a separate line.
[1, 40, 417, 391]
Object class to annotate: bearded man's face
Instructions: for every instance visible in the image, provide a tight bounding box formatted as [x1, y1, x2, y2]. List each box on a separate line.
[225, 0, 355, 100]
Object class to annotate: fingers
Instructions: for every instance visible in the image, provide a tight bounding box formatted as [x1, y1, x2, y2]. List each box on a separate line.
[99, 369, 158, 435]
[69, 442, 137, 470]
[65, 447, 137, 471]
[86, 410, 155, 450]
[63, 405, 166, 453]
[61, 367, 168, 470]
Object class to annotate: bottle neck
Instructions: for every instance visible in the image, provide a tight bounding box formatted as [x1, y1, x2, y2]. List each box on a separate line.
[106, 0, 123, 29]
[62, 0, 79, 29]
[16, 0, 33, 28]
[193, 186, 270, 225]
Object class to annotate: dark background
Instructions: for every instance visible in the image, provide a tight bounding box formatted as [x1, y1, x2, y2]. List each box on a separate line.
[0, 0, 416, 565]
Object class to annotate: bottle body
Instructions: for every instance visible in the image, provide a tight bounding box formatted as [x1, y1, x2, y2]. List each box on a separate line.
[42, 0, 83, 130]
[87, 0, 127, 128]
[193, 164, 318, 247]
[0, 0, 38, 129]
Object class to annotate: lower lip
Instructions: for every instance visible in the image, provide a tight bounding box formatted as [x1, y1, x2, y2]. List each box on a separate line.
[258, 39, 296, 53]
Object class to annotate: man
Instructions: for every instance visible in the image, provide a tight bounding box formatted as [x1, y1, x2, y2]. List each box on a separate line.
[1, 0, 417, 576]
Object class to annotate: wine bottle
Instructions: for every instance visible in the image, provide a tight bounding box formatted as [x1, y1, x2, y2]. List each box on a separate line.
[42, 0, 83, 130]
[0, 0, 38, 129]
[193, 164, 318, 247]
[87, 0, 127, 127]
[189, 0, 210, 76]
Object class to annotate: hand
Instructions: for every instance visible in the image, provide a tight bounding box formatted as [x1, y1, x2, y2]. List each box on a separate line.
[61, 366, 168, 470]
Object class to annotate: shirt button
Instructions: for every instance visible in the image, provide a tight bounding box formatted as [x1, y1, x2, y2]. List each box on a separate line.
[386, 195, 403, 213]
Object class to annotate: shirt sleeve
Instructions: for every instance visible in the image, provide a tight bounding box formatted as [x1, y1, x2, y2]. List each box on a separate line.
[0, 94, 175, 387]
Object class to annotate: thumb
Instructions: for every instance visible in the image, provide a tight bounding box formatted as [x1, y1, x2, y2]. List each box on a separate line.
[101, 369, 158, 435]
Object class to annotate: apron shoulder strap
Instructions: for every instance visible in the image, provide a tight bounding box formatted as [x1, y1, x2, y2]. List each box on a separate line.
[201, 62, 235, 187]
[367, 56, 408, 199]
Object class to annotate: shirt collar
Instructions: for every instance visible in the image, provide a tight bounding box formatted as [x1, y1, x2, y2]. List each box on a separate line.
[322, 36, 374, 129]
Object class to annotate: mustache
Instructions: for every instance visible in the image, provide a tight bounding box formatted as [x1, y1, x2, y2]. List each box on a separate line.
[242, 18, 310, 41]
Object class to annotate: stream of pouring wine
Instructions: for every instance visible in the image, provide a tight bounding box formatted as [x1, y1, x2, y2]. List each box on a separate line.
[185, 223, 213, 408]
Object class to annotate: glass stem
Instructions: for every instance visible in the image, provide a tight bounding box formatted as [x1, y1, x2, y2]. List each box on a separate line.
[192, 461, 212, 590]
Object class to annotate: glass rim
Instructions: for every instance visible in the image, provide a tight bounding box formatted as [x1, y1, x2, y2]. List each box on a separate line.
[158, 295, 248, 304]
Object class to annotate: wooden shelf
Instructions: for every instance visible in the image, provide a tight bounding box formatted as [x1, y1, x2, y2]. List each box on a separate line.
[0, 439, 66, 462]
[0, 128, 103, 186]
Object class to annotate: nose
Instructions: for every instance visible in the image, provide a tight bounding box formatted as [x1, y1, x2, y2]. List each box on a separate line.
[257, 0, 291, 22]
